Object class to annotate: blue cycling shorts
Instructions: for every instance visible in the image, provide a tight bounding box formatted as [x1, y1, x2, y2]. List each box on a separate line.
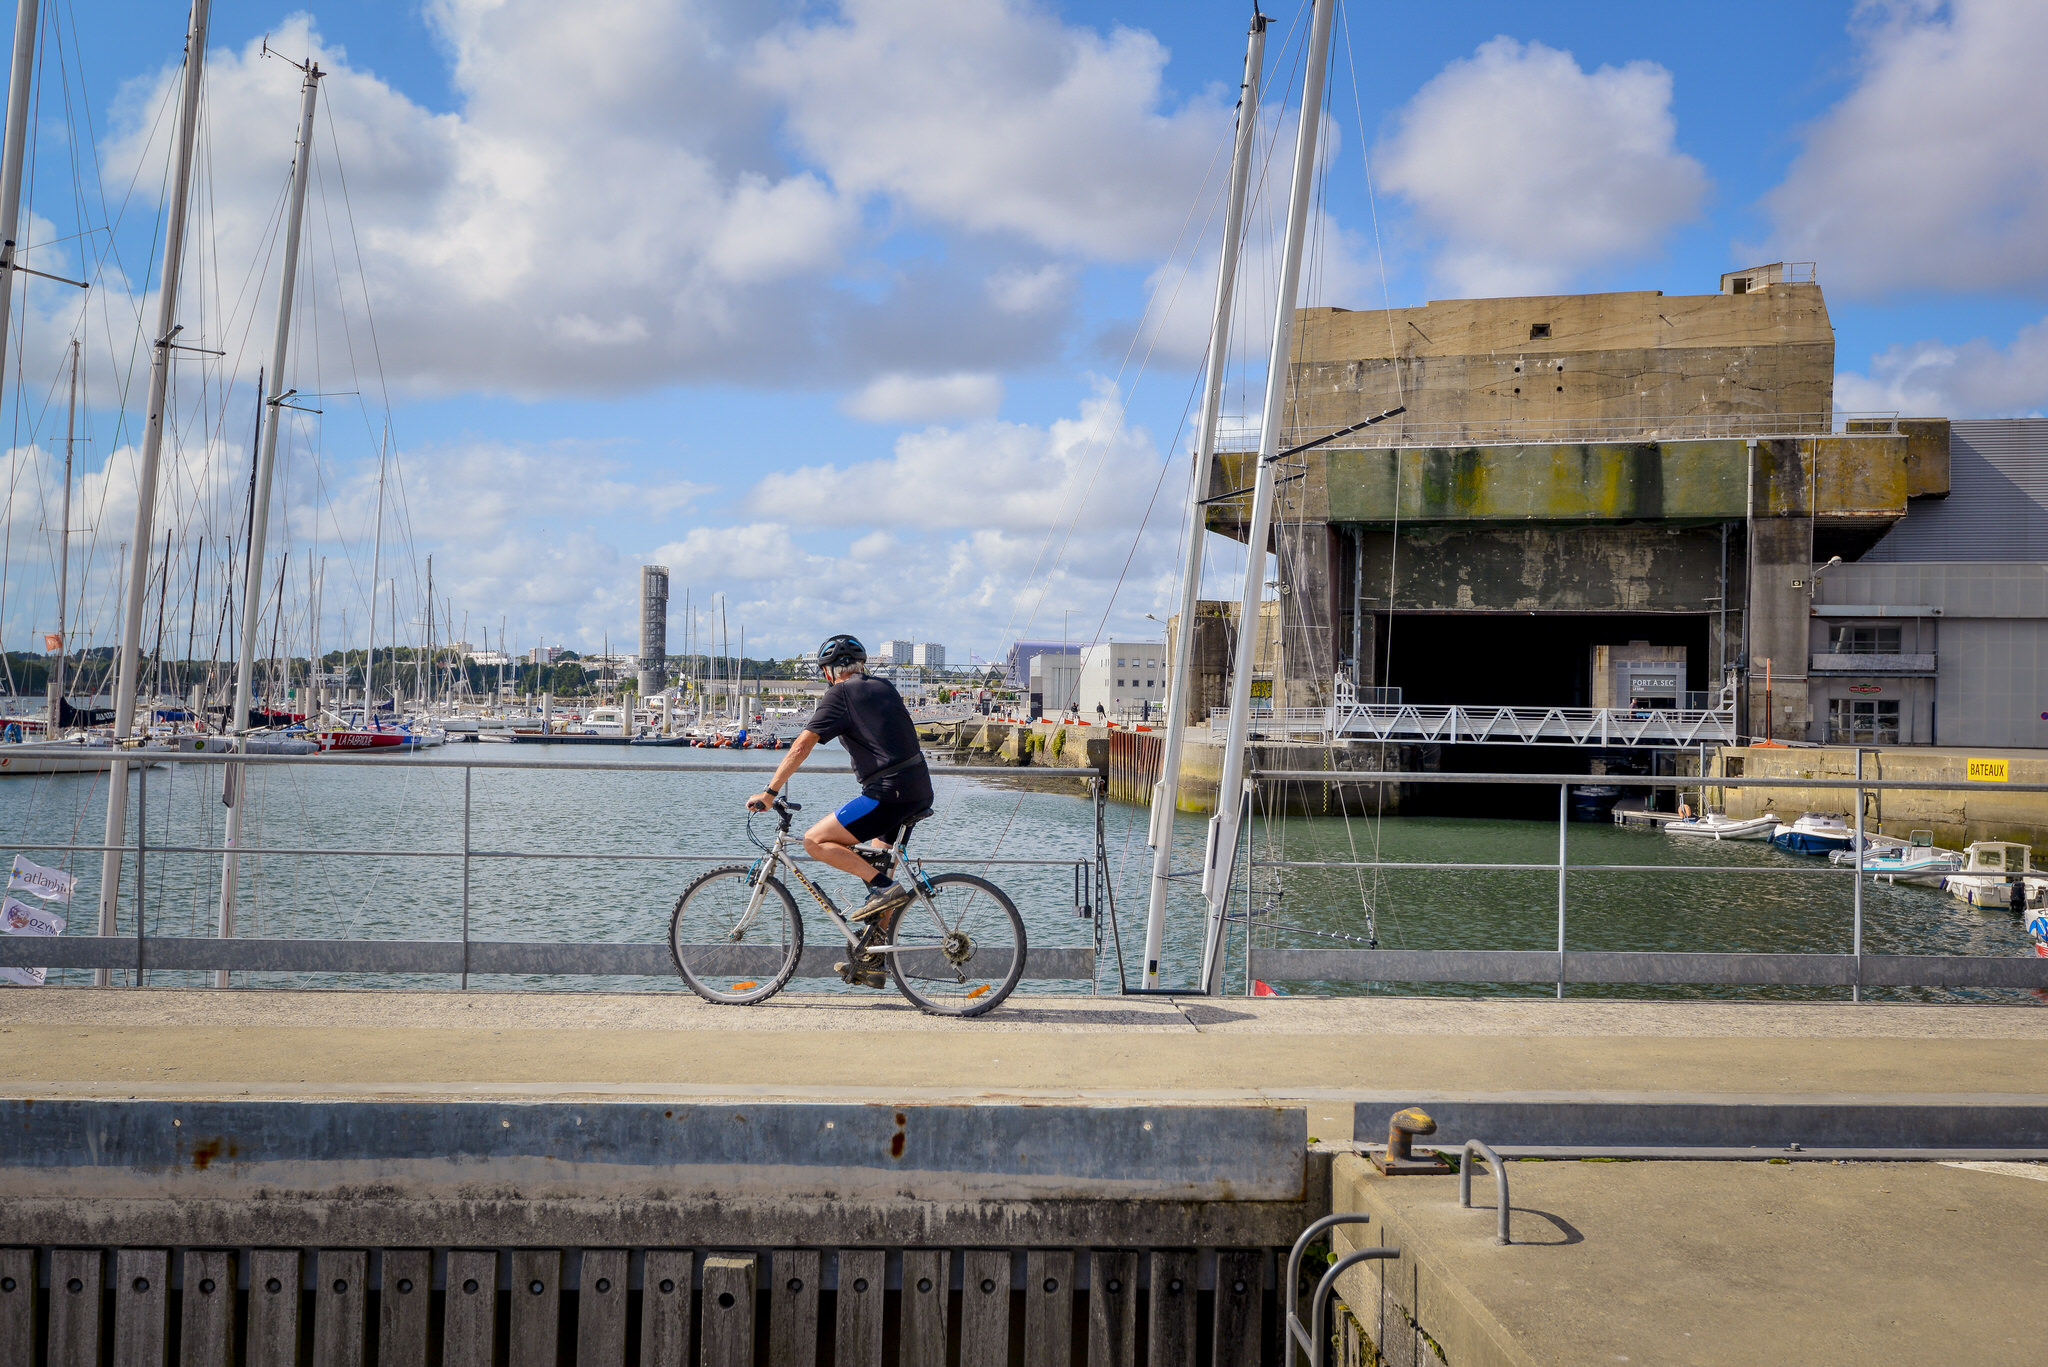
[832, 793, 928, 843]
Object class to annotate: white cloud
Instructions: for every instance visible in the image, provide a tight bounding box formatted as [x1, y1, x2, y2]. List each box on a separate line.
[1762, 0, 2048, 297]
[755, 383, 1158, 531]
[842, 372, 1005, 423]
[753, 0, 1231, 259]
[98, 6, 1093, 399]
[986, 263, 1074, 315]
[1835, 316, 2048, 417]
[1377, 37, 1709, 297]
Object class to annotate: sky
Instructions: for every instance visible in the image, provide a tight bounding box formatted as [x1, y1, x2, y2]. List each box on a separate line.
[1, 0, 2044, 674]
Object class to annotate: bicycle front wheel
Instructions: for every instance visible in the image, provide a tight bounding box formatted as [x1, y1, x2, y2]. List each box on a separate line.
[670, 863, 803, 1005]
[886, 872, 1026, 1017]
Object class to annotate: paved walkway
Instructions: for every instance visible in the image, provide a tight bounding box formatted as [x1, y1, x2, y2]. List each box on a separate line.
[6, 990, 2047, 1143]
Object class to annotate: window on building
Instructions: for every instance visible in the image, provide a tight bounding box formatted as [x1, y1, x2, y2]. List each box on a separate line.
[1829, 625, 1903, 654]
[1528, 322, 1551, 339]
[1828, 698, 1900, 745]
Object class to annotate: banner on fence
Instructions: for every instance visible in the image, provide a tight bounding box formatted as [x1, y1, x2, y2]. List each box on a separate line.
[0, 893, 64, 987]
[9, 854, 76, 903]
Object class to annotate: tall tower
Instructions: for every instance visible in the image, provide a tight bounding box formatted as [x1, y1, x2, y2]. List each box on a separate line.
[639, 565, 669, 695]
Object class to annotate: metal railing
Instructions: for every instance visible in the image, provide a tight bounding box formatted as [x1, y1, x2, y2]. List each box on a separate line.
[1208, 703, 1739, 747]
[0, 751, 1098, 986]
[1239, 768, 2048, 997]
[7, 750, 2044, 1000]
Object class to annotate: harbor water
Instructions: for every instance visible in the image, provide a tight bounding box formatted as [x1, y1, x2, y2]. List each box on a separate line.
[0, 745, 2039, 1001]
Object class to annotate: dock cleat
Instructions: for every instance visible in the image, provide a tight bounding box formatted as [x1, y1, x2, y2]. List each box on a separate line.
[835, 955, 886, 989]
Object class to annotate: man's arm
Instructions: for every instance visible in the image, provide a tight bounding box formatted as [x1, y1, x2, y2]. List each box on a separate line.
[747, 730, 821, 811]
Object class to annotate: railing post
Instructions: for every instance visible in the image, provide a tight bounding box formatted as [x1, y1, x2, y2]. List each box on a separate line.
[1556, 783, 1568, 999]
[461, 764, 472, 990]
[134, 761, 147, 988]
[1852, 749, 1864, 1003]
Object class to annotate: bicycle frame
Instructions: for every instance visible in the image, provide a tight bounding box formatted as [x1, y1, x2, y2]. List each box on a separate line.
[737, 811, 948, 958]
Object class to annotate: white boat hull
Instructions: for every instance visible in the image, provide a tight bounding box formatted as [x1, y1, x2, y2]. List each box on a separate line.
[1665, 814, 1779, 840]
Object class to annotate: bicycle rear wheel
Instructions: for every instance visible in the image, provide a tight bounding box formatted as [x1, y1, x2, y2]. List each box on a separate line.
[886, 872, 1026, 1017]
[670, 863, 803, 1005]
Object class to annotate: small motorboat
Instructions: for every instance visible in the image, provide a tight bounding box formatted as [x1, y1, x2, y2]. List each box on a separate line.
[1665, 808, 1779, 840]
[628, 734, 693, 747]
[1770, 812, 1854, 855]
[1941, 841, 2048, 911]
[1829, 830, 1963, 886]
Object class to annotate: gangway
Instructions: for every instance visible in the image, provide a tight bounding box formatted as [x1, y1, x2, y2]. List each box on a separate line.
[1208, 678, 1740, 747]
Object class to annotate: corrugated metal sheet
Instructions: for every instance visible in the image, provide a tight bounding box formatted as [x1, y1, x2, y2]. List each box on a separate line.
[1863, 418, 2048, 561]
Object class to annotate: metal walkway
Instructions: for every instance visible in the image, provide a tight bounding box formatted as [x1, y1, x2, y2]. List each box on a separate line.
[1215, 703, 1737, 746]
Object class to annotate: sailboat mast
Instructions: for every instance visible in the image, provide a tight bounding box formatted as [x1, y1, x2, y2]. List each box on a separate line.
[0, 0, 40, 420]
[98, 0, 214, 975]
[1198, 0, 1337, 995]
[219, 55, 322, 962]
[1142, 10, 1267, 991]
[311, 557, 323, 710]
[364, 440, 386, 715]
[50, 339, 78, 727]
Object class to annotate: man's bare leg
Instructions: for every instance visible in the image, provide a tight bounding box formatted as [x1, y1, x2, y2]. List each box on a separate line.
[802, 816, 885, 882]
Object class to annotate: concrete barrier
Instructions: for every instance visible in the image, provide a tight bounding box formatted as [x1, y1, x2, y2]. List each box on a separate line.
[0, 1099, 1317, 1249]
[1352, 1092, 2048, 1153]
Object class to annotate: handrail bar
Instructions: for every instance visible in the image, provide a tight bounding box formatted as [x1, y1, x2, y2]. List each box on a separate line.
[1252, 860, 1851, 874]
[1253, 769, 2048, 794]
[0, 838, 1084, 866]
[1458, 1140, 1512, 1244]
[0, 750, 1075, 777]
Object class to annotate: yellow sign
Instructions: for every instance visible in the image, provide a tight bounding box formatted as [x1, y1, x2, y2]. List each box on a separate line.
[1249, 680, 1273, 699]
[1967, 757, 2010, 782]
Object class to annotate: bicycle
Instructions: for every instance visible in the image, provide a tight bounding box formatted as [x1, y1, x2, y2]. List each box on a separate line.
[668, 795, 1027, 1017]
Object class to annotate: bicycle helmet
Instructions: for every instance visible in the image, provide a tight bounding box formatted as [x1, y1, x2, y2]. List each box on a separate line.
[816, 633, 868, 670]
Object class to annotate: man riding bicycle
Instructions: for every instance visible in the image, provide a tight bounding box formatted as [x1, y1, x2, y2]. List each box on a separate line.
[747, 633, 932, 987]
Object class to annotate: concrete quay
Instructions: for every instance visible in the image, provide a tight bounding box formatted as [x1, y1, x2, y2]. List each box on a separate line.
[6, 990, 2048, 1366]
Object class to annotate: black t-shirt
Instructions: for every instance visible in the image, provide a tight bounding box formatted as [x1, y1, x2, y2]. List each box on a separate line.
[804, 676, 933, 803]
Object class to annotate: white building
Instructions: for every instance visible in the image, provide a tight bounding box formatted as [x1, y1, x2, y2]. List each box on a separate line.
[877, 639, 914, 665]
[912, 642, 946, 670]
[875, 665, 926, 702]
[1028, 653, 1084, 719]
[1077, 641, 1168, 720]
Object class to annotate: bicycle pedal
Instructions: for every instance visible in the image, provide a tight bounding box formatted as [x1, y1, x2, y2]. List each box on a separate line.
[835, 957, 886, 989]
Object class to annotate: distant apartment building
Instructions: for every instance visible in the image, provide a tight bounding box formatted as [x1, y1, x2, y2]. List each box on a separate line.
[911, 642, 946, 670]
[877, 639, 914, 665]
[1003, 640, 1079, 688]
[1077, 641, 1168, 719]
[1028, 653, 1084, 719]
[527, 645, 562, 665]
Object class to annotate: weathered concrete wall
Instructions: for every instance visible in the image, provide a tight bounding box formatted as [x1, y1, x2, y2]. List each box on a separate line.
[1210, 435, 1908, 530]
[1167, 600, 1283, 726]
[1748, 439, 1814, 741]
[1850, 415, 1950, 498]
[1286, 282, 1835, 435]
[1713, 745, 2048, 854]
[1354, 524, 1733, 614]
[1175, 738, 1407, 818]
